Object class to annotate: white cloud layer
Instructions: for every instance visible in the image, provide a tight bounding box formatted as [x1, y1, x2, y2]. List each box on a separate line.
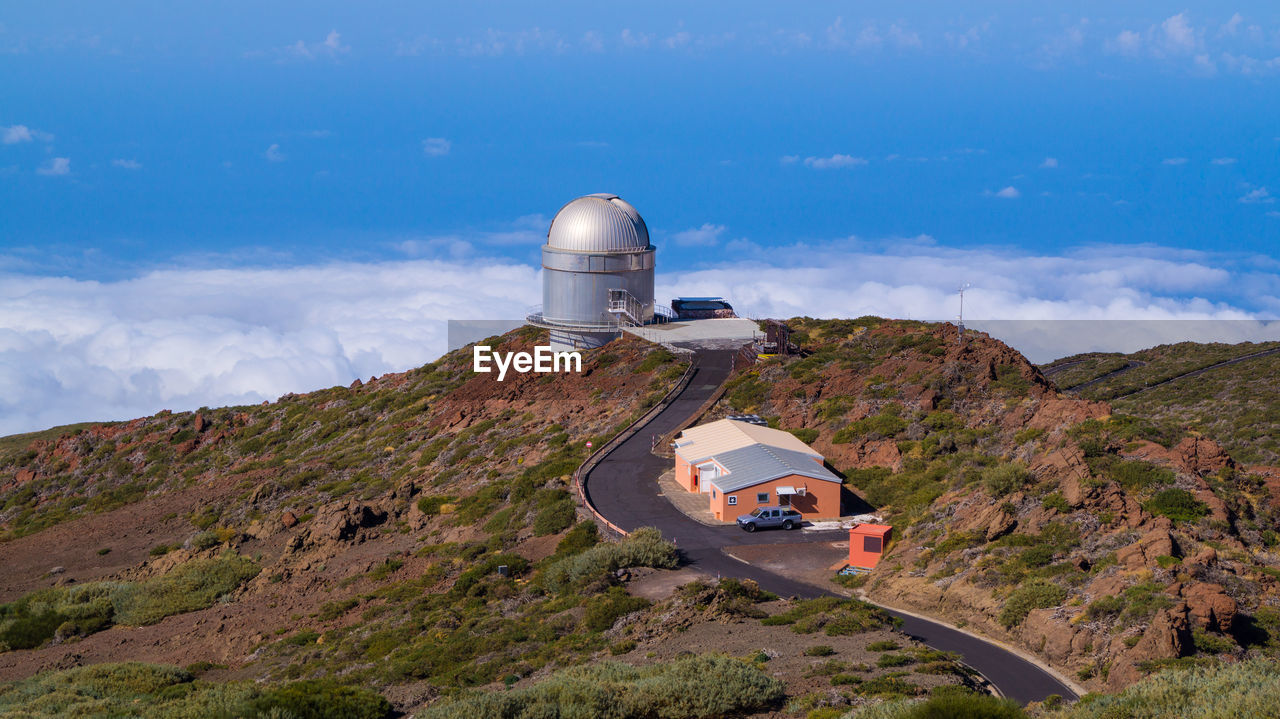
[2, 125, 54, 144]
[670, 224, 726, 246]
[422, 137, 451, 157]
[36, 157, 70, 176]
[2, 240, 1278, 435]
[0, 260, 539, 435]
[802, 154, 868, 169]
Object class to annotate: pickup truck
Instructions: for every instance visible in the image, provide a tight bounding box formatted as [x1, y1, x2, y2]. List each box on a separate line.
[736, 506, 803, 532]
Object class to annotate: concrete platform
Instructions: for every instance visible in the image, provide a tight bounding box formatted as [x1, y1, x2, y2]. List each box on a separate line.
[623, 318, 760, 350]
[656, 469, 734, 526]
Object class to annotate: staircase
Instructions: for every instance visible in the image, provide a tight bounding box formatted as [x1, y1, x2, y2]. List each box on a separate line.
[607, 289, 646, 328]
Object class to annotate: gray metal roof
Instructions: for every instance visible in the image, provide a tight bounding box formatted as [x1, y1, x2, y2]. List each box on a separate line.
[707, 444, 841, 494]
[546, 194, 650, 253]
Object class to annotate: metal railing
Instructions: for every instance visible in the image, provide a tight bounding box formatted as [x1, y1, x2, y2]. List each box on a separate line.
[525, 311, 622, 332]
[607, 288, 646, 328]
[572, 351, 699, 539]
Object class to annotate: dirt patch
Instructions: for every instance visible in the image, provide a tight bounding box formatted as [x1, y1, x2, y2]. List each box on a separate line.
[724, 541, 851, 594]
[627, 566, 713, 601]
[0, 473, 244, 603]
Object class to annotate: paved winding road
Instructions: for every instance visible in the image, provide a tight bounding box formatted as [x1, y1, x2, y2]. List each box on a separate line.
[583, 349, 1079, 705]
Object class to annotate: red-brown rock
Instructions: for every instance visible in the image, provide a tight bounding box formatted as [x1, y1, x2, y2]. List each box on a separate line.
[1117, 528, 1176, 570]
[1183, 582, 1237, 633]
[1173, 436, 1234, 477]
[1108, 604, 1191, 689]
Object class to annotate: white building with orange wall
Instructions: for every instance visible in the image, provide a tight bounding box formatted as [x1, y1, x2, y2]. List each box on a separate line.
[672, 418, 843, 520]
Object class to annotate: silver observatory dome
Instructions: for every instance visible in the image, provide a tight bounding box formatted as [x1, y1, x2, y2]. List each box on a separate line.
[529, 193, 657, 350]
[547, 194, 650, 253]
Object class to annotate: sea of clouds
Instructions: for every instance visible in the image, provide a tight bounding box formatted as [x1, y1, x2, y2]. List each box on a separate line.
[2, 240, 1278, 436]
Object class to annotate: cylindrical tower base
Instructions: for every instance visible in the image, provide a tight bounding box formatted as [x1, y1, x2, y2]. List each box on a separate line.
[548, 329, 618, 351]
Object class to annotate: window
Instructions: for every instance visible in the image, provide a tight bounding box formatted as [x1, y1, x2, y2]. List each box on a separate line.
[756, 492, 769, 504]
[863, 537, 883, 553]
[711, 489, 717, 498]
[727, 496, 737, 505]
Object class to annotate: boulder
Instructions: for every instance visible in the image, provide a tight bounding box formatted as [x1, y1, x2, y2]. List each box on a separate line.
[1183, 582, 1237, 633]
[194, 413, 207, 433]
[281, 510, 298, 528]
[1108, 604, 1191, 689]
[1173, 437, 1234, 477]
[308, 501, 388, 543]
[1116, 528, 1176, 570]
[985, 506, 1017, 541]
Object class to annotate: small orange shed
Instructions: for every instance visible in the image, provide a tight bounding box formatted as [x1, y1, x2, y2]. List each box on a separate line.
[849, 524, 892, 569]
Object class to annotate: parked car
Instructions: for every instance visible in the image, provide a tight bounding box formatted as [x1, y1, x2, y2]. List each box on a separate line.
[736, 506, 803, 532]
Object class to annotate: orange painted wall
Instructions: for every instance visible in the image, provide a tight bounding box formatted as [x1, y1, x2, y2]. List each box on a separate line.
[708, 474, 841, 521]
[674, 455, 695, 492]
[848, 526, 892, 569]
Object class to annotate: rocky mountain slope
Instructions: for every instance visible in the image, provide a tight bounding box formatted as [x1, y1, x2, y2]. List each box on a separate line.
[709, 318, 1280, 692]
[4, 318, 1280, 716]
[1041, 341, 1280, 464]
[0, 328, 983, 718]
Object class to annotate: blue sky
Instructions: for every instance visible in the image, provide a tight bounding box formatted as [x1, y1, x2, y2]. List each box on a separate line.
[3, 3, 1280, 432]
[4, 3, 1279, 273]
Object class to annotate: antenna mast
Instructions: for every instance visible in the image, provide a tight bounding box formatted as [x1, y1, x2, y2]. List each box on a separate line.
[956, 283, 971, 344]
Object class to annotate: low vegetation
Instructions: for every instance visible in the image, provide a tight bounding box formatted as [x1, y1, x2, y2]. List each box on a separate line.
[0, 555, 258, 651]
[417, 654, 785, 719]
[1047, 659, 1280, 718]
[0, 662, 391, 719]
[1045, 341, 1280, 463]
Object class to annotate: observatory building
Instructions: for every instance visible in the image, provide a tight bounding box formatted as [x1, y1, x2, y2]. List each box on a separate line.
[527, 193, 657, 350]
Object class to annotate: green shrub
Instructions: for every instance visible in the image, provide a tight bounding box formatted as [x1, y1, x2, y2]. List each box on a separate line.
[876, 652, 915, 668]
[790, 428, 820, 444]
[991, 365, 1032, 396]
[1042, 493, 1071, 513]
[113, 555, 260, 626]
[189, 530, 221, 550]
[540, 527, 677, 593]
[1144, 489, 1209, 524]
[1191, 630, 1236, 654]
[726, 373, 770, 411]
[1046, 659, 1280, 718]
[532, 498, 576, 536]
[852, 691, 1027, 718]
[252, 678, 392, 719]
[834, 410, 909, 443]
[417, 494, 455, 516]
[417, 654, 784, 719]
[1084, 595, 1125, 620]
[805, 645, 836, 656]
[983, 463, 1031, 497]
[368, 558, 404, 581]
[1104, 459, 1176, 492]
[761, 597, 897, 636]
[1020, 545, 1055, 568]
[583, 587, 650, 632]
[554, 521, 599, 557]
[998, 580, 1068, 628]
[0, 556, 257, 651]
[866, 640, 900, 652]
